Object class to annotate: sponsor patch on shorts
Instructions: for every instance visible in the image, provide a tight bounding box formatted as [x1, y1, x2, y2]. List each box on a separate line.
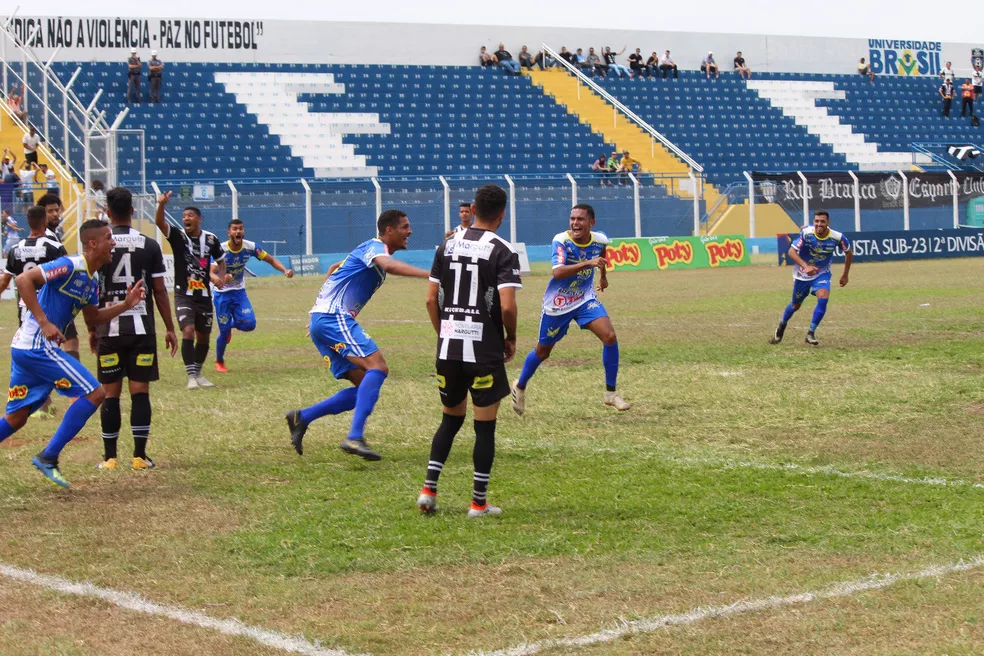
[99, 354, 120, 367]
[136, 353, 155, 366]
[472, 374, 494, 390]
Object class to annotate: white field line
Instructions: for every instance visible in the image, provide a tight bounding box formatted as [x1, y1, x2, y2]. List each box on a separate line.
[0, 563, 362, 656]
[474, 555, 984, 656]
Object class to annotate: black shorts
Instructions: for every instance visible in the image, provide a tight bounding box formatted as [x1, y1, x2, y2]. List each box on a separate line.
[64, 320, 78, 341]
[435, 360, 510, 408]
[97, 334, 160, 384]
[175, 295, 214, 332]
[975, 85, 982, 95]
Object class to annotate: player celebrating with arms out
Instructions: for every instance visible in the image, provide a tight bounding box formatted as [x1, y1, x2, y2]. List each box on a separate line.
[285, 209, 430, 461]
[511, 204, 630, 415]
[0, 220, 146, 488]
[210, 219, 293, 373]
[769, 209, 852, 347]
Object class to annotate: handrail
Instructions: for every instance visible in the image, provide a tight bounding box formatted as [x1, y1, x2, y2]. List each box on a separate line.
[910, 141, 984, 172]
[540, 43, 703, 173]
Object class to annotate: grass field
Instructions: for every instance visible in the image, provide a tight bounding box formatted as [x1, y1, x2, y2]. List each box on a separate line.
[1, 256, 984, 655]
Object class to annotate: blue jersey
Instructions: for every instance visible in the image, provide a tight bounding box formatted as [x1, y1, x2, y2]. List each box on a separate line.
[310, 238, 388, 317]
[542, 231, 609, 315]
[792, 226, 851, 281]
[215, 239, 266, 294]
[12, 255, 99, 350]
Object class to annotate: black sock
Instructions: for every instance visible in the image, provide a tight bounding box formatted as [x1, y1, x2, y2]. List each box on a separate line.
[472, 419, 496, 506]
[182, 338, 195, 377]
[423, 413, 465, 493]
[194, 341, 210, 376]
[100, 396, 121, 460]
[131, 392, 151, 460]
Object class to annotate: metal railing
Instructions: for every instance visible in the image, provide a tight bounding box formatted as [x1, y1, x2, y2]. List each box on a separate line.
[911, 142, 984, 172]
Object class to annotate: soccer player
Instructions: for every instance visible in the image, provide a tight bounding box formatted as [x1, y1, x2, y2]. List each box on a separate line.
[93, 187, 178, 471]
[769, 209, 852, 346]
[417, 184, 521, 517]
[511, 204, 630, 415]
[0, 220, 146, 488]
[153, 192, 227, 389]
[210, 218, 294, 373]
[285, 209, 430, 461]
[37, 194, 79, 362]
[444, 202, 473, 238]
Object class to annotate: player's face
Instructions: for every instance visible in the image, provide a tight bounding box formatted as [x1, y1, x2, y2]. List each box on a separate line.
[458, 206, 472, 225]
[228, 223, 245, 244]
[569, 209, 595, 243]
[87, 226, 116, 266]
[45, 203, 62, 228]
[813, 214, 830, 235]
[182, 210, 201, 234]
[384, 216, 412, 251]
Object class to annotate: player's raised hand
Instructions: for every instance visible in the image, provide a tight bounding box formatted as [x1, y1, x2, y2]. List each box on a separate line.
[284, 269, 295, 279]
[124, 280, 146, 308]
[839, 273, 849, 287]
[165, 329, 178, 356]
[157, 191, 171, 207]
[503, 337, 516, 363]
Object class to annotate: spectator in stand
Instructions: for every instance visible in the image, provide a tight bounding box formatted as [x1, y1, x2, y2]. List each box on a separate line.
[660, 50, 679, 79]
[575, 48, 589, 73]
[494, 43, 521, 75]
[558, 47, 578, 68]
[148, 50, 164, 103]
[940, 78, 955, 118]
[90, 179, 108, 222]
[518, 46, 535, 70]
[7, 85, 27, 121]
[534, 48, 557, 70]
[857, 57, 875, 84]
[973, 66, 983, 99]
[126, 47, 142, 103]
[1, 149, 15, 178]
[479, 46, 496, 66]
[585, 48, 606, 77]
[940, 61, 955, 84]
[603, 46, 630, 78]
[22, 125, 41, 165]
[701, 51, 720, 78]
[734, 51, 752, 79]
[2, 165, 19, 185]
[1, 209, 22, 256]
[628, 48, 648, 78]
[592, 153, 609, 184]
[619, 151, 640, 175]
[646, 51, 660, 78]
[17, 160, 37, 201]
[39, 163, 58, 195]
[961, 78, 975, 117]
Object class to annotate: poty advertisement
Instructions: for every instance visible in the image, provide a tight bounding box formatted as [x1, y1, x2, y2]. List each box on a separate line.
[777, 229, 984, 265]
[606, 235, 750, 272]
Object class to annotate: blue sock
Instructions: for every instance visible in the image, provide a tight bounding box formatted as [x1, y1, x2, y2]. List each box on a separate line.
[518, 350, 543, 389]
[781, 303, 797, 325]
[348, 369, 387, 440]
[602, 342, 619, 391]
[216, 328, 231, 363]
[809, 298, 829, 332]
[299, 387, 358, 425]
[0, 417, 15, 444]
[41, 397, 98, 461]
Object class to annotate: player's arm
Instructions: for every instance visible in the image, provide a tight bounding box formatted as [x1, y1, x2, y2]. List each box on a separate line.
[425, 281, 441, 334]
[154, 191, 172, 237]
[211, 242, 227, 287]
[499, 286, 518, 363]
[260, 252, 293, 278]
[840, 248, 853, 287]
[596, 246, 609, 292]
[152, 276, 179, 356]
[15, 267, 63, 342]
[374, 255, 430, 279]
[786, 245, 818, 275]
[82, 281, 146, 326]
[0, 271, 13, 297]
[552, 258, 606, 280]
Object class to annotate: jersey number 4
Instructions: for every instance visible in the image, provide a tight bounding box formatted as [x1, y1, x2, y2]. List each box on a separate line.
[112, 252, 134, 285]
[448, 262, 479, 307]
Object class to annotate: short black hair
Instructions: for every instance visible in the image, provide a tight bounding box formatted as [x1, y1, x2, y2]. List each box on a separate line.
[459, 202, 471, 209]
[228, 218, 244, 228]
[474, 184, 507, 220]
[79, 218, 108, 244]
[106, 187, 133, 218]
[183, 206, 202, 218]
[377, 209, 407, 235]
[26, 206, 46, 230]
[814, 209, 830, 219]
[572, 203, 596, 220]
[36, 193, 62, 209]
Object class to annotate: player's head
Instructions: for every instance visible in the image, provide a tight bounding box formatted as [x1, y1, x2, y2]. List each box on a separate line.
[105, 187, 134, 224]
[26, 206, 46, 232]
[80, 218, 115, 266]
[458, 202, 472, 225]
[227, 218, 245, 244]
[813, 209, 830, 234]
[37, 193, 63, 228]
[377, 209, 411, 251]
[472, 184, 507, 231]
[182, 206, 202, 234]
[570, 204, 596, 242]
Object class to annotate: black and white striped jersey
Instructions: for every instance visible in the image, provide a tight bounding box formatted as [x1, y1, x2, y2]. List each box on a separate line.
[166, 225, 225, 297]
[430, 228, 522, 365]
[5, 236, 67, 323]
[96, 226, 167, 337]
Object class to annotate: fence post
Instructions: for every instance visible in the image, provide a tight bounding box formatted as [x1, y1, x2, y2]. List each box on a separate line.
[566, 172, 577, 207]
[898, 170, 909, 230]
[371, 177, 382, 219]
[948, 170, 959, 229]
[797, 171, 809, 226]
[629, 172, 641, 238]
[64, 67, 82, 161]
[439, 175, 450, 235]
[504, 174, 517, 243]
[689, 170, 700, 236]
[226, 180, 238, 223]
[742, 171, 755, 238]
[847, 170, 861, 231]
[150, 181, 164, 244]
[300, 178, 312, 255]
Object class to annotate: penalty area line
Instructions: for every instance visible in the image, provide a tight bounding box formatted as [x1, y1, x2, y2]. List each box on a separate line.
[474, 554, 984, 656]
[0, 562, 363, 656]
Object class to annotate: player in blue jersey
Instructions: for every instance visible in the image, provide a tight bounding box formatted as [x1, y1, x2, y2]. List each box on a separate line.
[210, 218, 294, 373]
[285, 209, 430, 461]
[0, 220, 146, 488]
[511, 204, 630, 415]
[770, 209, 853, 346]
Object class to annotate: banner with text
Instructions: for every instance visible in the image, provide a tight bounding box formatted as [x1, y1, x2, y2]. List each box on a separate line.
[606, 235, 750, 271]
[777, 228, 984, 265]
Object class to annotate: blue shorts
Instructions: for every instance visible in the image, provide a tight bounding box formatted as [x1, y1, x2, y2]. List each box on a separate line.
[792, 272, 832, 305]
[214, 289, 256, 331]
[309, 312, 379, 380]
[6, 346, 99, 414]
[538, 300, 609, 347]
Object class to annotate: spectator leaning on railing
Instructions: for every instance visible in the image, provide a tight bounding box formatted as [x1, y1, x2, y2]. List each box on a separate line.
[857, 57, 875, 84]
[660, 50, 679, 79]
[494, 43, 521, 75]
[734, 51, 752, 80]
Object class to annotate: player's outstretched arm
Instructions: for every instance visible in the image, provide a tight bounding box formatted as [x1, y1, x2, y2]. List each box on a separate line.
[261, 252, 293, 278]
[499, 286, 518, 363]
[152, 276, 179, 356]
[425, 281, 441, 334]
[15, 267, 63, 343]
[375, 255, 430, 279]
[840, 249, 853, 287]
[0, 272, 13, 297]
[82, 281, 146, 326]
[154, 191, 172, 237]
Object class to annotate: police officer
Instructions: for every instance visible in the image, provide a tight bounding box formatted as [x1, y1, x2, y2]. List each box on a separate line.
[127, 48, 142, 104]
[148, 50, 164, 103]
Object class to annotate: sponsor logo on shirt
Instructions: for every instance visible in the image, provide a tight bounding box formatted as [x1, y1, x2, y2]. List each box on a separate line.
[45, 265, 69, 279]
[705, 238, 745, 267]
[8, 385, 28, 400]
[187, 279, 207, 291]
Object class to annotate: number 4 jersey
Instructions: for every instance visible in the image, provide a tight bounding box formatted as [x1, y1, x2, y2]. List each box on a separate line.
[430, 228, 522, 365]
[96, 226, 167, 337]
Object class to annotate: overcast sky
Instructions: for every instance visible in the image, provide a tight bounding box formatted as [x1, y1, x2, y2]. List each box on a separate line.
[11, 0, 983, 43]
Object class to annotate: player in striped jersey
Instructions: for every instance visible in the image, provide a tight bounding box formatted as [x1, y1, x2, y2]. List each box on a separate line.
[418, 185, 521, 517]
[93, 187, 178, 471]
[284, 209, 430, 461]
[444, 202, 473, 238]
